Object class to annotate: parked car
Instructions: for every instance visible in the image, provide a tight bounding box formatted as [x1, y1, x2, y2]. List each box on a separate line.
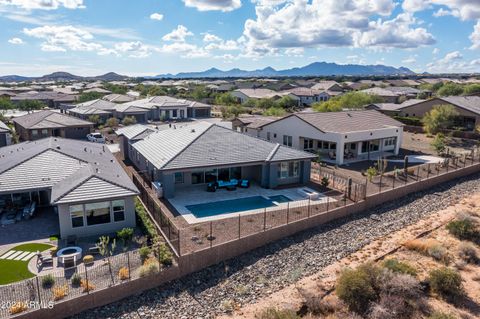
[87, 133, 105, 143]
[22, 201, 36, 219]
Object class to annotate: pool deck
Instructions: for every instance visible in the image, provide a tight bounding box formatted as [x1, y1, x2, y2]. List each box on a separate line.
[168, 184, 335, 224]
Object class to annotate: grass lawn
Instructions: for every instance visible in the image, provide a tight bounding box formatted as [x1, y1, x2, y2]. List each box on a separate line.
[0, 243, 53, 285]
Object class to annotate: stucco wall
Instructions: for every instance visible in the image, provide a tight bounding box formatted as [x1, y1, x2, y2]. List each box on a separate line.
[57, 196, 136, 238]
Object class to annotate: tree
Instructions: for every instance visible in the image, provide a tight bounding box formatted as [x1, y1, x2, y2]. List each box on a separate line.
[431, 133, 447, 155]
[256, 98, 275, 109]
[274, 96, 297, 109]
[214, 93, 238, 106]
[263, 107, 286, 116]
[122, 116, 137, 126]
[78, 91, 103, 103]
[17, 100, 46, 112]
[312, 92, 381, 112]
[243, 98, 257, 108]
[105, 117, 119, 128]
[190, 86, 209, 101]
[88, 114, 102, 125]
[103, 83, 127, 94]
[0, 97, 14, 110]
[463, 84, 480, 95]
[437, 83, 464, 96]
[422, 104, 459, 134]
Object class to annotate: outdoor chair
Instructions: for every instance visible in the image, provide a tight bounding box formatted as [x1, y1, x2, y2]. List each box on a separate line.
[88, 245, 100, 255]
[206, 182, 217, 192]
[328, 151, 336, 160]
[239, 179, 250, 188]
[63, 256, 76, 269]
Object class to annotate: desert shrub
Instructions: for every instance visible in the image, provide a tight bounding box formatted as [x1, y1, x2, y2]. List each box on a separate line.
[321, 177, 330, 188]
[336, 263, 382, 314]
[83, 255, 94, 264]
[135, 198, 158, 240]
[139, 246, 151, 263]
[256, 307, 299, 319]
[52, 285, 68, 301]
[80, 279, 95, 293]
[428, 245, 451, 264]
[382, 259, 417, 276]
[139, 257, 160, 277]
[9, 302, 27, 315]
[427, 311, 457, 319]
[41, 274, 55, 288]
[428, 267, 463, 300]
[446, 219, 479, 241]
[116, 227, 134, 247]
[457, 242, 478, 263]
[300, 291, 343, 316]
[71, 273, 82, 287]
[118, 266, 129, 280]
[404, 239, 450, 263]
[157, 242, 173, 266]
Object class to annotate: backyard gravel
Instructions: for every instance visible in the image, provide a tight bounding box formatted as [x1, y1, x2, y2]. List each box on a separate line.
[73, 173, 480, 319]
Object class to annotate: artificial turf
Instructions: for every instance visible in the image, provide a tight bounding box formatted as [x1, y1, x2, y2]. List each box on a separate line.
[0, 243, 53, 285]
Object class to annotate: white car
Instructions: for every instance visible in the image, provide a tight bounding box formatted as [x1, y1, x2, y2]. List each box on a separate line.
[87, 133, 106, 143]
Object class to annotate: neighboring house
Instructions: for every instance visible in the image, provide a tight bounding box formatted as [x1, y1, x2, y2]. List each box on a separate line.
[11, 92, 77, 108]
[113, 96, 212, 123]
[122, 121, 315, 198]
[310, 81, 344, 92]
[231, 115, 279, 135]
[366, 99, 426, 116]
[83, 88, 111, 94]
[13, 110, 94, 141]
[230, 88, 287, 104]
[68, 99, 117, 122]
[0, 120, 12, 147]
[360, 86, 428, 103]
[103, 94, 136, 103]
[247, 110, 403, 165]
[116, 124, 156, 161]
[371, 96, 480, 131]
[283, 87, 329, 106]
[0, 137, 139, 238]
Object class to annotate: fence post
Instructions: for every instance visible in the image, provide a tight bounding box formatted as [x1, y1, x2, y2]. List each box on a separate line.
[238, 214, 241, 239]
[263, 208, 267, 231]
[427, 163, 430, 179]
[392, 174, 395, 189]
[307, 198, 311, 217]
[210, 221, 213, 248]
[326, 196, 330, 212]
[286, 202, 290, 224]
[127, 251, 132, 280]
[379, 174, 382, 193]
[417, 165, 420, 181]
[85, 265, 90, 295]
[35, 276, 42, 304]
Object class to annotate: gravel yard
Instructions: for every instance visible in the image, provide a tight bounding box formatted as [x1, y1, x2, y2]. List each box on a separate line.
[73, 172, 480, 319]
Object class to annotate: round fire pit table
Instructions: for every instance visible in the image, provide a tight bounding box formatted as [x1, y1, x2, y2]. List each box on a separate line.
[57, 246, 82, 265]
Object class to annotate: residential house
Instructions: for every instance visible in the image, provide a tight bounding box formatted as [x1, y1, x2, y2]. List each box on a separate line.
[360, 86, 427, 103]
[121, 122, 315, 198]
[103, 94, 136, 103]
[246, 110, 403, 165]
[231, 115, 279, 135]
[116, 124, 156, 161]
[11, 92, 77, 108]
[366, 99, 426, 116]
[310, 81, 344, 92]
[0, 137, 139, 238]
[13, 110, 94, 141]
[68, 99, 117, 122]
[230, 88, 294, 104]
[284, 87, 338, 105]
[0, 120, 12, 147]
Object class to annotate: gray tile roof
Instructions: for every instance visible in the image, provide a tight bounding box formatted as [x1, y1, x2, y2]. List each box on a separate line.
[0, 121, 10, 133]
[75, 99, 117, 111]
[439, 96, 480, 115]
[13, 110, 93, 129]
[114, 96, 211, 113]
[103, 94, 135, 103]
[11, 92, 77, 102]
[368, 99, 426, 111]
[263, 110, 403, 134]
[0, 137, 138, 204]
[115, 124, 155, 140]
[132, 122, 315, 171]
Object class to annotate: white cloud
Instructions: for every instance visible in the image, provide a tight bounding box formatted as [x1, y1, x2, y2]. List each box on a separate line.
[182, 0, 241, 12]
[433, 8, 453, 17]
[402, 56, 416, 63]
[8, 37, 24, 44]
[150, 13, 164, 21]
[432, 47, 440, 54]
[162, 25, 193, 42]
[156, 42, 210, 59]
[114, 41, 150, 58]
[425, 50, 480, 72]
[470, 21, 480, 49]
[0, 0, 85, 10]
[203, 33, 222, 42]
[285, 47, 304, 56]
[205, 39, 238, 51]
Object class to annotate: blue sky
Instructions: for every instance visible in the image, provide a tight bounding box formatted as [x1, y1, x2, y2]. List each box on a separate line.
[0, 0, 479, 76]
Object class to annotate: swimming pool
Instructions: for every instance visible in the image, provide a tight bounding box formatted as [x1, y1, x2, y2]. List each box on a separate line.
[185, 195, 292, 218]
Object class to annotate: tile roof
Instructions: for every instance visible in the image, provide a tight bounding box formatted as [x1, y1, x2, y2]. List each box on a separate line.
[233, 88, 285, 99]
[115, 124, 155, 140]
[11, 91, 77, 102]
[310, 81, 342, 91]
[13, 110, 94, 129]
[0, 137, 138, 203]
[114, 96, 211, 113]
[103, 94, 135, 103]
[439, 96, 480, 115]
[131, 121, 315, 171]
[0, 121, 10, 133]
[368, 99, 426, 111]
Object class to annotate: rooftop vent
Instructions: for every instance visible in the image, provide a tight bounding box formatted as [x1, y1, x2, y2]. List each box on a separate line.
[84, 147, 87, 152]
[191, 129, 195, 133]
[56, 145, 61, 150]
[347, 113, 352, 117]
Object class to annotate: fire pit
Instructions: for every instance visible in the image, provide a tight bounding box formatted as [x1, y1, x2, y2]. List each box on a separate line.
[57, 246, 82, 265]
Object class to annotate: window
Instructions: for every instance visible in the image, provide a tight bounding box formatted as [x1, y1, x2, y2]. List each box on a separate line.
[273, 133, 277, 138]
[172, 110, 178, 118]
[70, 204, 84, 228]
[85, 201, 111, 226]
[303, 138, 314, 150]
[283, 135, 292, 147]
[205, 169, 218, 183]
[218, 168, 230, 181]
[191, 171, 205, 184]
[329, 142, 336, 150]
[41, 129, 48, 136]
[112, 200, 125, 222]
[31, 130, 38, 137]
[384, 137, 397, 147]
[267, 132, 271, 141]
[230, 166, 242, 180]
[278, 161, 300, 179]
[174, 172, 184, 184]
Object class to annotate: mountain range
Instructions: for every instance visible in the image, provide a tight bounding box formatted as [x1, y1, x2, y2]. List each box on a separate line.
[154, 62, 415, 79]
[0, 72, 128, 83]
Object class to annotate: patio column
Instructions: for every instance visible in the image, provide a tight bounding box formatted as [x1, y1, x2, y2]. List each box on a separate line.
[394, 136, 401, 155]
[336, 141, 345, 165]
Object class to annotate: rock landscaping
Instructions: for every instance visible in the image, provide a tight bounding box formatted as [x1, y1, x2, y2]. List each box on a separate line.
[73, 173, 480, 319]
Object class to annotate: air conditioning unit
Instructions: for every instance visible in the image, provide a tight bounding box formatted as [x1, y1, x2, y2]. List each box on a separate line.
[151, 182, 163, 198]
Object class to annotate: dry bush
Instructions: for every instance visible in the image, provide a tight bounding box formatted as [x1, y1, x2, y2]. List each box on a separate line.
[404, 239, 450, 263]
[139, 257, 160, 277]
[9, 302, 27, 315]
[52, 285, 68, 301]
[302, 294, 344, 316]
[255, 307, 299, 319]
[457, 242, 478, 263]
[118, 266, 129, 280]
[80, 279, 95, 293]
[382, 258, 417, 276]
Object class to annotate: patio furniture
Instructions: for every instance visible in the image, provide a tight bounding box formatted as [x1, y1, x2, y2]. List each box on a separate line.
[217, 179, 239, 189]
[328, 151, 336, 160]
[57, 246, 82, 267]
[206, 182, 217, 192]
[88, 245, 100, 255]
[239, 179, 250, 188]
[63, 256, 76, 269]
[297, 188, 320, 200]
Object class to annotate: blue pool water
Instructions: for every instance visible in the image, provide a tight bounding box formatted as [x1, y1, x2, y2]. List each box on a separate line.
[186, 195, 292, 218]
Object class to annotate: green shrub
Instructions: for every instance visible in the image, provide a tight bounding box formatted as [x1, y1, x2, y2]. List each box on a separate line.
[446, 219, 478, 241]
[335, 263, 381, 314]
[255, 307, 299, 319]
[382, 259, 417, 276]
[457, 242, 478, 263]
[139, 246, 151, 263]
[116, 227, 134, 247]
[393, 116, 423, 126]
[71, 273, 81, 287]
[41, 274, 55, 288]
[157, 243, 173, 266]
[135, 198, 159, 240]
[139, 258, 160, 277]
[320, 177, 329, 188]
[427, 311, 457, 319]
[428, 267, 463, 300]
